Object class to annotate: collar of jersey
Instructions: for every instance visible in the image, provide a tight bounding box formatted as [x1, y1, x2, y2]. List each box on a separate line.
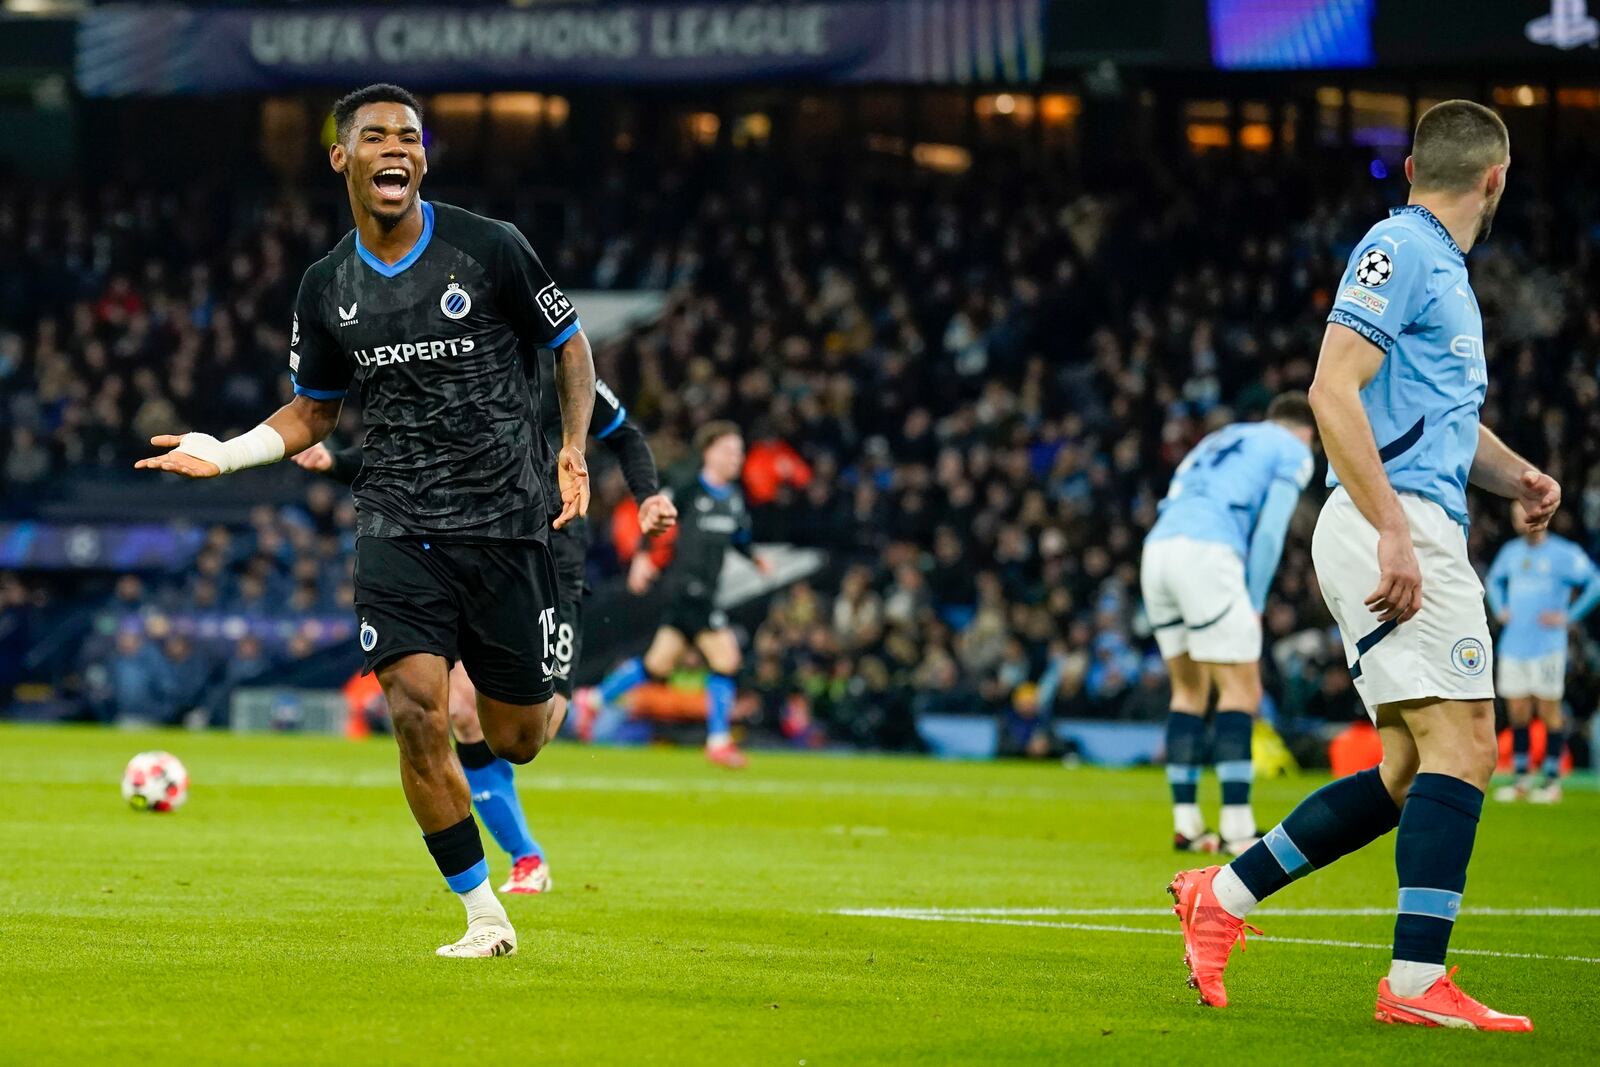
[1388, 204, 1464, 262]
[698, 474, 733, 500]
[355, 200, 434, 278]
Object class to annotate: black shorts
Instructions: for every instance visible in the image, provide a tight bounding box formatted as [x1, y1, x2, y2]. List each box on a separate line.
[353, 536, 559, 705]
[663, 592, 729, 638]
[550, 521, 589, 699]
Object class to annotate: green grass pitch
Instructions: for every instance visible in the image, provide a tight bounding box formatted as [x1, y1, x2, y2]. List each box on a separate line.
[2, 724, 1596, 1065]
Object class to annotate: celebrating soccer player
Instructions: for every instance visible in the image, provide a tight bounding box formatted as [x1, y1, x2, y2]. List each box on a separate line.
[1142, 393, 1315, 856]
[576, 421, 766, 768]
[296, 367, 676, 893]
[1171, 101, 1554, 1030]
[1485, 501, 1600, 804]
[136, 84, 598, 959]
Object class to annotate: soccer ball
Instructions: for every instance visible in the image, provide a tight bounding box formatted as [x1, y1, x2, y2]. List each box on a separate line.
[1354, 248, 1393, 287]
[121, 751, 189, 812]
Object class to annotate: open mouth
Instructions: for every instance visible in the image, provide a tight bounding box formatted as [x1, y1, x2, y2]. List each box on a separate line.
[372, 167, 411, 204]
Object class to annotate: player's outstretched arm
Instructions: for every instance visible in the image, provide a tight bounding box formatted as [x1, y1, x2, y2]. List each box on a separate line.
[1470, 425, 1560, 530]
[134, 396, 343, 479]
[1485, 548, 1511, 624]
[552, 330, 596, 530]
[1309, 323, 1421, 623]
[1244, 479, 1300, 613]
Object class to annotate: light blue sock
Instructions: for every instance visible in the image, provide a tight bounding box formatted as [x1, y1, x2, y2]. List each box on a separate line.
[707, 673, 735, 740]
[599, 656, 648, 706]
[462, 758, 541, 862]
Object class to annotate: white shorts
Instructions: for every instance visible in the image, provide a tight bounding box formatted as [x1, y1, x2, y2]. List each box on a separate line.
[1312, 487, 1494, 718]
[1140, 537, 1261, 664]
[1497, 651, 1565, 701]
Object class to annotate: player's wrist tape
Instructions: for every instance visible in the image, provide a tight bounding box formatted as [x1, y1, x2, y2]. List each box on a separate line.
[177, 425, 286, 474]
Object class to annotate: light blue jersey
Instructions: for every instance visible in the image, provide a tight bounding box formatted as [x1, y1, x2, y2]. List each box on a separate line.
[1326, 205, 1487, 525]
[1148, 421, 1314, 611]
[1485, 534, 1600, 660]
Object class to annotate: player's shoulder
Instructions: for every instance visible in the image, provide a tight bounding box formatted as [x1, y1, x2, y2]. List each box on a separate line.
[1266, 421, 1313, 461]
[1548, 533, 1584, 557]
[430, 200, 529, 260]
[298, 230, 357, 298]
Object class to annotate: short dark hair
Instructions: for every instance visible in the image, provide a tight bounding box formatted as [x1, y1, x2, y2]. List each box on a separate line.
[1266, 390, 1314, 429]
[332, 84, 424, 145]
[695, 420, 742, 454]
[1412, 100, 1508, 194]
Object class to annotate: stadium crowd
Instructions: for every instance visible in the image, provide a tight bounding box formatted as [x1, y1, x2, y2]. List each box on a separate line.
[3, 144, 1599, 746]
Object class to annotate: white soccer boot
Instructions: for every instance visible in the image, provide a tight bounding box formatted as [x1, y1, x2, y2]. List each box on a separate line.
[436, 920, 518, 958]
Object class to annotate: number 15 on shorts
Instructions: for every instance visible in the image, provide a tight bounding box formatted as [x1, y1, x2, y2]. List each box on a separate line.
[538, 606, 557, 666]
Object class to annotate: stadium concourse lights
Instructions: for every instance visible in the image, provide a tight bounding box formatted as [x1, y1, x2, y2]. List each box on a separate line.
[3, 0, 82, 13]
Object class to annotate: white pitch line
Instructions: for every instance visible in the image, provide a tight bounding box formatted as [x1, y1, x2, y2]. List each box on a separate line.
[0, 769, 1087, 802]
[832, 910, 1600, 965]
[846, 906, 1600, 918]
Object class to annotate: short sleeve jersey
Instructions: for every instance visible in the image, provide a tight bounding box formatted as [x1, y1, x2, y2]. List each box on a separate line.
[1147, 421, 1314, 559]
[1325, 204, 1487, 525]
[290, 201, 581, 541]
[1488, 535, 1600, 660]
[664, 476, 753, 601]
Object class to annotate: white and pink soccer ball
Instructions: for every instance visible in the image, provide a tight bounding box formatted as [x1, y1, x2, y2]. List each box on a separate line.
[121, 751, 189, 812]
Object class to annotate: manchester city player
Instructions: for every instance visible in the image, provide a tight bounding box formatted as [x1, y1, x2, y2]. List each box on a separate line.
[297, 367, 675, 893]
[136, 85, 598, 958]
[576, 421, 767, 768]
[1486, 502, 1600, 804]
[1142, 393, 1315, 856]
[1171, 101, 1556, 1030]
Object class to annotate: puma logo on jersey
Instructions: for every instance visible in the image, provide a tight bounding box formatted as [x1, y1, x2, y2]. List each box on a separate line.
[1380, 235, 1408, 251]
[338, 302, 359, 326]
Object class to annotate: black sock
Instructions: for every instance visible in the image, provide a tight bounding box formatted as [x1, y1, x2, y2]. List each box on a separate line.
[423, 814, 489, 893]
[1165, 712, 1206, 806]
[1393, 773, 1483, 965]
[1213, 710, 1253, 806]
[1511, 725, 1530, 776]
[1542, 729, 1567, 782]
[456, 738, 497, 771]
[1231, 766, 1401, 901]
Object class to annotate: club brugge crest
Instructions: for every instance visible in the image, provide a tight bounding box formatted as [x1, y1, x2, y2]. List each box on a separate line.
[360, 620, 378, 652]
[1451, 637, 1486, 676]
[440, 282, 472, 320]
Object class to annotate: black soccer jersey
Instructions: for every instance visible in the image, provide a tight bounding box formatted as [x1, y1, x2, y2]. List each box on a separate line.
[663, 476, 754, 601]
[290, 201, 580, 541]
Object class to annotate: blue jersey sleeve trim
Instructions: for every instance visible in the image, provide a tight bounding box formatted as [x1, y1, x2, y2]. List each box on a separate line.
[1327, 309, 1395, 353]
[354, 201, 434, 278]
[291, 375, 346, 401]
[595, 406, 627, 439]
[547, 319, 581, 350]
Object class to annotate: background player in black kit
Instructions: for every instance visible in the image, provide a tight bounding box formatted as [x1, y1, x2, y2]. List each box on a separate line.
[578, 422, 768, 768]
[135, 84, 596, 958]
[295, 366, 675, 893]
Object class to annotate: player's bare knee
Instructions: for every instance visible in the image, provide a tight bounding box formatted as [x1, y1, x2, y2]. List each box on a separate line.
[447, 699, 479, 739]
[1214, 664, 1262, 712]
[1378, 753, 1419, 805]
[388, 691, 450, 763]
[485, 706, 549, 765]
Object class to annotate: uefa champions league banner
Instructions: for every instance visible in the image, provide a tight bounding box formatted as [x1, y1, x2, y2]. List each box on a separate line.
[76, 0, 1046, 96]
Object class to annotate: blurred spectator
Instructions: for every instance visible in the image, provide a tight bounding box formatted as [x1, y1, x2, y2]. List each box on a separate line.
[5, 141, 1600, 742]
